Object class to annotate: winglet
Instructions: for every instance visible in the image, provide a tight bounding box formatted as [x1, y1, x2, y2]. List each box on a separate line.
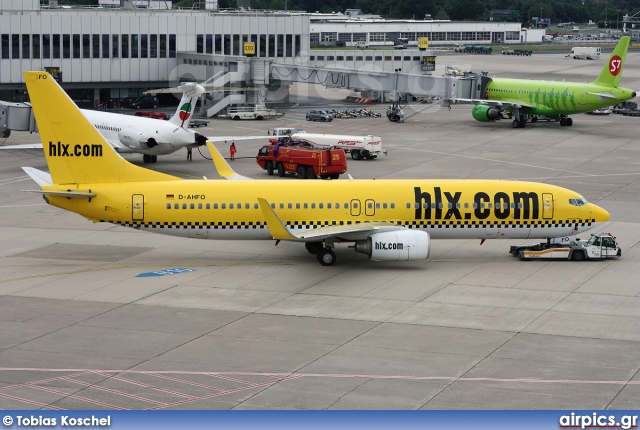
[257, 198, 297, 241]
[205, 141, 250, 180]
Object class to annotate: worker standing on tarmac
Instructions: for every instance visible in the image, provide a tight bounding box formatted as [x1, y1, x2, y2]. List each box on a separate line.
[230, 142, 236, 161]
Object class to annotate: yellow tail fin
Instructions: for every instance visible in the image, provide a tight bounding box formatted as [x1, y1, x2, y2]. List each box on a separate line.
[24, 71, 179, 185]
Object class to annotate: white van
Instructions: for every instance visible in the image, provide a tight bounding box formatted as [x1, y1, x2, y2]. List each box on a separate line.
[355, 41, 369, 49]
[572, 26, 580, 32]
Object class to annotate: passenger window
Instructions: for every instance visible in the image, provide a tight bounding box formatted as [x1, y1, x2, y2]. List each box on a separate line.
[190, 203, 194, 209]
[245, 203, 250, 209]
[375, 203, 380, 209]
[383, 203, 387, 209]
[448, 203, 452, 209]
[237, 203, 241, 209]
[391, 203, 395, 209]
[230, 203, 234, 209]
[198, 203, 202, 209]
[438, 203, 443, 209]
[222, 203, 226, 209]
[254, 203, 258, 209]
[407, 203, 411, 209]
[280, 203, 284, 209]
[296, 203, 300, 209]
[319, 203, 323, 209]
[214, 203, 218, 209]
[311, 203, 316, 209]
[206, 203, 210, 209]
[271, 203, 275, 208]
[304, 203, 308, 209]
[166, 203, 171, 209]
[328, 203, 332, 209]
[175, 203, 179, 209]
[288, 203, 292, 209]
[182, 203, 187, 209]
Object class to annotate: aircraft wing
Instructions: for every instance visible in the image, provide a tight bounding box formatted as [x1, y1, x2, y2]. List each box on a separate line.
[449, 98, 534, 109]
[206, 135, 271, 142]
[257, 198, 404, 242]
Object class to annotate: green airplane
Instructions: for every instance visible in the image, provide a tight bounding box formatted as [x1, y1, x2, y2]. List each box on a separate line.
[452, 36, 636, 128]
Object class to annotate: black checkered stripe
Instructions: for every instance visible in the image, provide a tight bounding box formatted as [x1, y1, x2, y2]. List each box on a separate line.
[101, 219, 595, 229]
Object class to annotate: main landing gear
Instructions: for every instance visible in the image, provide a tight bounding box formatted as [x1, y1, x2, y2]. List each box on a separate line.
[305, 242, 336, 266]
[142, 154, 158, 163]
[559, 116, 573, 127]
[512, 115, 526, 128]
[511, 114, 573, 128]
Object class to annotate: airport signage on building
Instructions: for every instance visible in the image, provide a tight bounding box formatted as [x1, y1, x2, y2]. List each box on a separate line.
[421, 56, 435, 72]
[244, 42, 255, 56]
[417, 37, 429, 49]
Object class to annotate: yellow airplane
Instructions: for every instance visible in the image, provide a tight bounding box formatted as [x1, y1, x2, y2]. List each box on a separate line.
[22, 71, 610, 266]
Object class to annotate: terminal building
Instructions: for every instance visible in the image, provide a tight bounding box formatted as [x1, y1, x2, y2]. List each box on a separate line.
[0, 0, 543, 113]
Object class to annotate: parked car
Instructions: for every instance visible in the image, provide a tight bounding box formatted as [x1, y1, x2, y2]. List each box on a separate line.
[355, 41, 369, 49]
[306, 110, 333, 122]
[130, 95, 159, 109]
[134, 110, 169, 120]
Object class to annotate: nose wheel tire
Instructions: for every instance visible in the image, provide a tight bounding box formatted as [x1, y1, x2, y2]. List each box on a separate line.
[566, 117, 573, 126]
[317, 248, 336, 266]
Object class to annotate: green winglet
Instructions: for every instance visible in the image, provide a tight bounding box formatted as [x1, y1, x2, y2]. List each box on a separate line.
[257, 198, 297, 241]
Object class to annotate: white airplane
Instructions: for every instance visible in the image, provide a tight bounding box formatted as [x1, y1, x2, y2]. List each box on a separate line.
[2, 83, 268, 163]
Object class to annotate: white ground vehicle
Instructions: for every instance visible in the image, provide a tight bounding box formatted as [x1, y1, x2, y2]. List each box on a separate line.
[355, 41, 369, 49]
[224, 105, 283, 120]
[510, 233, 621, 261]
[290, 132, 387, 160]
[568, 47, 601, 60]
[270, 127, 305, 141]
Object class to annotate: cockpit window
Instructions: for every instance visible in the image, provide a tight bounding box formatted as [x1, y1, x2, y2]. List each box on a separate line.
[569, 197, 588, 207]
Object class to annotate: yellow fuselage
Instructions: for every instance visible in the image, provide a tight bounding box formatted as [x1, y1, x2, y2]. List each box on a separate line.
[44, 179, 609, 241]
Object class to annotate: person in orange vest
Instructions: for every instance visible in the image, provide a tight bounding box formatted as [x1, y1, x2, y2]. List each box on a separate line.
[229, 142, 236, 161]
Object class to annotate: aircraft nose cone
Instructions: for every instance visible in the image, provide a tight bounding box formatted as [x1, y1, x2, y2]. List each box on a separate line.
[591, 204, 610, 223]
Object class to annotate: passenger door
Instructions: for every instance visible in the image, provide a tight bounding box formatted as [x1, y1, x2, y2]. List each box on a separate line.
[542, 193, 554, 219]
[132, 194, 144, 221]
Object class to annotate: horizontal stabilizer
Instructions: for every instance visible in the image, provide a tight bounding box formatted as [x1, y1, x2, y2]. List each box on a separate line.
[0, 143, 43, 150]
[587, 92, 617, 100]
[23, 189, 96, 198]
[205, 141, 251, 180]
[21, 167, 52, 186]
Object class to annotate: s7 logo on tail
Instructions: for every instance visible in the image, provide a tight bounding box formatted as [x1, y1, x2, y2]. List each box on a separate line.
[610, 55, 622, 76]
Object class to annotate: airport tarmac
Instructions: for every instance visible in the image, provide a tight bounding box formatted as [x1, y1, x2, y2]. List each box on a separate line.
[1, 51, 640, 410]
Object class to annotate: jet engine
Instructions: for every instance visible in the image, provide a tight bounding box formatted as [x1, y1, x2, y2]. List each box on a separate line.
[472, 105, 501, 122]
[354, 230, 430, 261]
[117, 128, 158, 149]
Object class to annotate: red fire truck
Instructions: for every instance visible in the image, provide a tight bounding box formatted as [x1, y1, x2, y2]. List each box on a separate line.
[256, 143, 347, 179]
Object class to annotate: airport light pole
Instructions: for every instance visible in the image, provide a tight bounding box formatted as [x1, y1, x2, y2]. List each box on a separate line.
[617, 10, 620, 30]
